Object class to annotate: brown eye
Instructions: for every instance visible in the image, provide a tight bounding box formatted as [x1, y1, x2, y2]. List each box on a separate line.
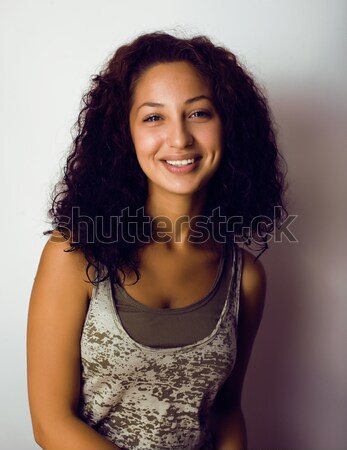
[190, 110, 212, 118]
[144, 115, 162, 122]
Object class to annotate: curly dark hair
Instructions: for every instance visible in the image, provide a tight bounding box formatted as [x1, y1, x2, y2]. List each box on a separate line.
[46, 31, 287, 284]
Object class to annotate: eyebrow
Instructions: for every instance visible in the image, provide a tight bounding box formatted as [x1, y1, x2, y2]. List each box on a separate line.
[137, 95, 213, 111]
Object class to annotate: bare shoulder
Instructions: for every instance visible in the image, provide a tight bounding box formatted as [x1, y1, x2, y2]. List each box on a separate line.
[39, 231, 89, 278]
[240, 247, 266, 293]
[239, 247, 266, 322]
[28, 231, 92, 348]
[34, 231, 94, 299]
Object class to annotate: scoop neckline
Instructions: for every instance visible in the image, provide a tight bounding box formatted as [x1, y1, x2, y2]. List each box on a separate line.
[115, 243, 227, 315]
[103, 242, 236, 354]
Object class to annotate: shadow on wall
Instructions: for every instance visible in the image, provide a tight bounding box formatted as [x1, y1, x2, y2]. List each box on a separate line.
[242, 82, 347, 450]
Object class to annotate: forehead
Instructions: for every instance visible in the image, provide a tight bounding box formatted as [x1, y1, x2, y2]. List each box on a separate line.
[131, 61, 212, 102]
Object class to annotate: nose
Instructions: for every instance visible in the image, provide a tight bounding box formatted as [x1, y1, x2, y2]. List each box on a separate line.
[166, 119, 193, 149]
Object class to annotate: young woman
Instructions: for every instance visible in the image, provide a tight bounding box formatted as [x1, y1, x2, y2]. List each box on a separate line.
[27, 32, 286, 450]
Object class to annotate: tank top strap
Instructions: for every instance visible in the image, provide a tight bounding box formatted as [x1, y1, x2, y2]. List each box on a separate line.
[225, 241, 243, 326]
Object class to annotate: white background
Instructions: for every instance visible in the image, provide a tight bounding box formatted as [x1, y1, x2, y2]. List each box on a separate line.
[1, 0, 346, 449]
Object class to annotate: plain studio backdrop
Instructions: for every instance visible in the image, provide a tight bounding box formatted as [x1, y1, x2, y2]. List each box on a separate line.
[1, 1, 346, 449]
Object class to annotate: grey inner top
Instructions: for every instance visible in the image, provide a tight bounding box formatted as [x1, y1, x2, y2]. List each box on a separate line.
[114, 242, 233, 348]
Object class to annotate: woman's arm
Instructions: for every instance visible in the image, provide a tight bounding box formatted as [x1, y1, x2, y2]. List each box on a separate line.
[211, 248, 266, 450]
[27, 233, 122, 450]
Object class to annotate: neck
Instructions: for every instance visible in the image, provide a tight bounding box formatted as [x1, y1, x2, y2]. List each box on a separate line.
[145, 188, 208, 246]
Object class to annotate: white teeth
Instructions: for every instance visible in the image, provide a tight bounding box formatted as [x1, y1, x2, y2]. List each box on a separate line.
[166, 158, 195, 166]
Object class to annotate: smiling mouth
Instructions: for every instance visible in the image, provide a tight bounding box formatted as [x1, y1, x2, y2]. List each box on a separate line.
[165, 158, 196, 167]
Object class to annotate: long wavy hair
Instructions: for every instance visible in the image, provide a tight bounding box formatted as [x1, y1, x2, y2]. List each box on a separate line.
[46, 31, 287, 284]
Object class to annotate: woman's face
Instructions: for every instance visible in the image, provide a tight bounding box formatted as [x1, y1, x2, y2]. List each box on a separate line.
[129, 61, 223, 198]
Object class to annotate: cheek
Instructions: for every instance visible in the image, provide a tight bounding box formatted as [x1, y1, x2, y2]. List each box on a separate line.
[200, 123, 223, 151]
[133, 130, 163, 161]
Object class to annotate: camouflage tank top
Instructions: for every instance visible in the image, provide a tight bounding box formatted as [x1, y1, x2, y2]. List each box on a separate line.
[79, 243, 242, 450]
